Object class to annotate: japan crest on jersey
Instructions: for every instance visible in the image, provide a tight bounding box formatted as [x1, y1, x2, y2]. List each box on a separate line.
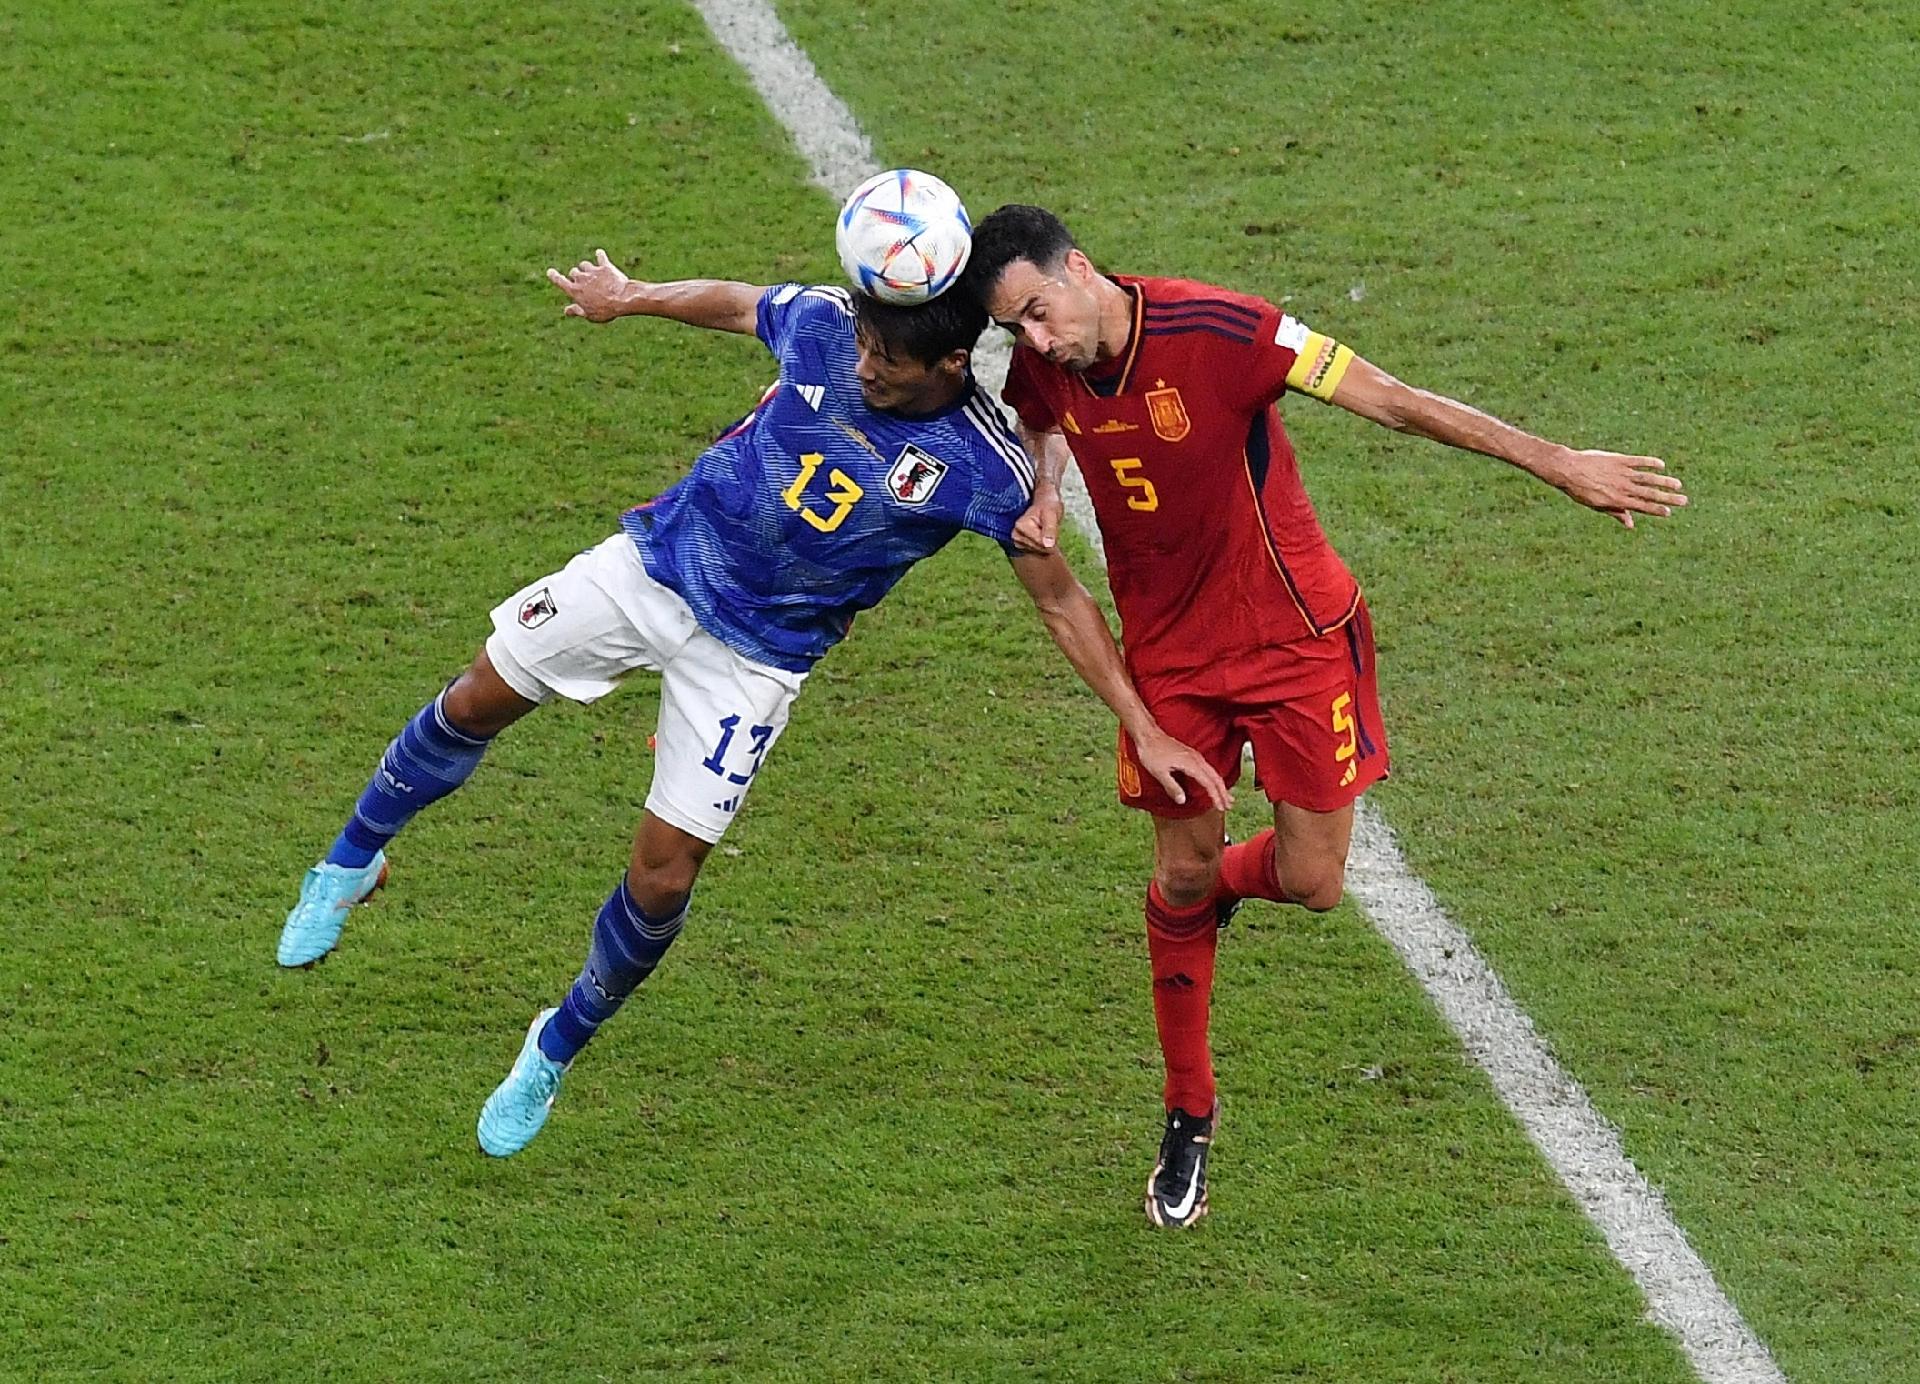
[886, 443, 949, 505]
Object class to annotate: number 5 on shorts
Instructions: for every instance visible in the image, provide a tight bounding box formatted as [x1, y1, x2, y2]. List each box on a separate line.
[1332, 692, 1358, 788]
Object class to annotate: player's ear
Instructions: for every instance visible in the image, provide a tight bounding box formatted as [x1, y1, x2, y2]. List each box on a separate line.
[1063, 248, 1094, 283]
[939, 347, 970, 379]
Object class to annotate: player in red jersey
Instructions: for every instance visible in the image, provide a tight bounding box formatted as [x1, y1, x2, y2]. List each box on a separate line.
[960, 205, 1686, 1228]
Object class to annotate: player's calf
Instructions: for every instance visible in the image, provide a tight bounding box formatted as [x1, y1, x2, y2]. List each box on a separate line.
[477, 877, 691, 1158]
[537, 875, 690, 1067]
[323, 683, 506, 871]
[279, 682, 509, 966]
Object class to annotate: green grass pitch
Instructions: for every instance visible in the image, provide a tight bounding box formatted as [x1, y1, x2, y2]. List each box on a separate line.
[3, 1, 1916, 1378]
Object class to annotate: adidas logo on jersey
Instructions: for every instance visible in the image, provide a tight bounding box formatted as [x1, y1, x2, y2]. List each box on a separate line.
[794, 383, 825, 411]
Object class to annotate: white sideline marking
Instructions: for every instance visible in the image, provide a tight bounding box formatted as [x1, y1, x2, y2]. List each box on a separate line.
[687, 3, 1786, 1378]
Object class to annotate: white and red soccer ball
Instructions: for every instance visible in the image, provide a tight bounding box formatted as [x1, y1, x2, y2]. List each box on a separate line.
[835, 169, 972, 305]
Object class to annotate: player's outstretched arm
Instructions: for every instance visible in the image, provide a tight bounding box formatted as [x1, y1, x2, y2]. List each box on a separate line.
[546, 250, 765, 334]
[1326, 354, 1687, 529]
[1010, 423, 1072, 554]
[1008, 550, 1231, 811]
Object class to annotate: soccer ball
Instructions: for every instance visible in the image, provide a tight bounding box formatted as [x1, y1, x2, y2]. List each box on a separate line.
[835, 169, 972, 305]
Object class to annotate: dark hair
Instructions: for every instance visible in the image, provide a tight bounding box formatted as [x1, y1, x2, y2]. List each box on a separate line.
[959, 204, 1078, 305]
[851, 285, 986, 366]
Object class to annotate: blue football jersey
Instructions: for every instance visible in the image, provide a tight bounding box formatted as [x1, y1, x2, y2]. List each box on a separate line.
[621, 284, 1036, 672]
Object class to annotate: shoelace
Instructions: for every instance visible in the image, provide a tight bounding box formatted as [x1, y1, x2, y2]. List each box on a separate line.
[521, 1055, 562, 1106]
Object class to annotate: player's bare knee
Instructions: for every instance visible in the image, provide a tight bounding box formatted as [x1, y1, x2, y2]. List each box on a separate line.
[628, 828, 712, 915]
[443, 648, 536, 737]
[1156, 858, 1221, 910]
[1291, 865, 1346, 913]
[629, 851, 702, 905]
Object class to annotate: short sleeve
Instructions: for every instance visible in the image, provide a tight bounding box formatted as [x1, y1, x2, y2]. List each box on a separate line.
[1001, 344, 1060, 433]
[949, 393, 1039, 555]
[755, 282, 853, 357]
[1235, 305, 1355, 411]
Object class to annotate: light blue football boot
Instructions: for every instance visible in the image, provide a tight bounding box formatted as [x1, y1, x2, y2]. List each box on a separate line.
[477, 1008, 567, 1157]
[276, 853, 388, 967]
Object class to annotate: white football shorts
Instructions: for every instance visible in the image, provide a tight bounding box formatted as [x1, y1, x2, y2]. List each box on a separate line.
[485, 533, 807, 844]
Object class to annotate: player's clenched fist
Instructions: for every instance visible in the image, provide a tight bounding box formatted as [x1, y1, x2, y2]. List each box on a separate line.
[1012, 486, 1065, 554]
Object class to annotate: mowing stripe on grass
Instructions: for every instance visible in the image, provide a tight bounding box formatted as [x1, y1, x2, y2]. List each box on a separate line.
[687, 2, 1785, 1378]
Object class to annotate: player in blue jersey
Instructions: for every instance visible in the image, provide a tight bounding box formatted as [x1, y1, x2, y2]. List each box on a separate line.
[275, 248, 1230, 1157]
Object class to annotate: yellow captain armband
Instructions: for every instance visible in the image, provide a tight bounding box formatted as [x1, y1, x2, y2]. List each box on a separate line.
[1278, 316, 1355, 401]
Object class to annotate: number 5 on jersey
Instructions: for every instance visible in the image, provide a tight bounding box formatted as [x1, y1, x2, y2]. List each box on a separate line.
[783, 451, 864, 532]
[1109, 457, 1158, 512]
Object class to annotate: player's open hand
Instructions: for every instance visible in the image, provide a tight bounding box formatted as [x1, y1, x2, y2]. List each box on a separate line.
[1012, 485, 1065, 554]
[1553, 449, 1688, 529]
[1135, 728, 1234, 812]
[547, 249, 634, 323]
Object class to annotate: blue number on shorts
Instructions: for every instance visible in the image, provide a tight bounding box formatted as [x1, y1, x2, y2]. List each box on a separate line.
[703, 715, 774, 786]
[731, 723, 774, 785]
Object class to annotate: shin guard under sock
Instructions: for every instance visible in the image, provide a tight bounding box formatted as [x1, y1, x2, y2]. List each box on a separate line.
[1145, 881, 1220, 1115]
[326, 690, 494, 868]
[538, 880, 688, 1065]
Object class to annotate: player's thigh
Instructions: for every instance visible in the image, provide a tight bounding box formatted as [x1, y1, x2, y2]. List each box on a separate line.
[483, 533, 699, 706]
[1269, 799, 1355, 911]
[442, 646, 540, 738]
[647, 631, 807, 844]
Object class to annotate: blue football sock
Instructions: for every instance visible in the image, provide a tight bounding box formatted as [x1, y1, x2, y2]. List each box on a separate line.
[324, 690, 494, 869]
[539, 880, 688, 1065]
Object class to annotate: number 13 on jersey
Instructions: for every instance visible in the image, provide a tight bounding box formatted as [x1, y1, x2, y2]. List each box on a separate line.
[783, 451, 864, 532]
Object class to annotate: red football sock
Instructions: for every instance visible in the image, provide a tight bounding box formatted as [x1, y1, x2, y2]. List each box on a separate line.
[1145, 882, 1220, 1115]
[1217, 828, 1282, 904]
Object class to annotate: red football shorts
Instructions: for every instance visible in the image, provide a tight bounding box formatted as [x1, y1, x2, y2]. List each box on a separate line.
[1117, 599, 1390, 817]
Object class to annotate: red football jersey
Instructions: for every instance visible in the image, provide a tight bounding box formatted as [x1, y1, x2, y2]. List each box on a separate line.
[1003, 274, 1360, 684]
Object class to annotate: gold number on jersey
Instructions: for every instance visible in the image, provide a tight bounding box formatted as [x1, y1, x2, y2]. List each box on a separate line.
[1332, 691, 1359, 788]
[782, 451, 865, 533]
[1108, 457, 1159, 512]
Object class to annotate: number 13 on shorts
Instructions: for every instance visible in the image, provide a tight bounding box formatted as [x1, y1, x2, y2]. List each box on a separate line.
[703, 714, 774, 786]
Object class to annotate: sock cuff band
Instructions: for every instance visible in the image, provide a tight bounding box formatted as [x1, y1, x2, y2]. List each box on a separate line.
[429, 689, 495, 747]
[616, 880, 688, 942]
[1146, 881, 1218, 939]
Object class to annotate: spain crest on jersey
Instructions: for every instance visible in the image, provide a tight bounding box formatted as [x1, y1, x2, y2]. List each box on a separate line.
[1145, 386, 1191, 443]
[886, 443, 949, 505]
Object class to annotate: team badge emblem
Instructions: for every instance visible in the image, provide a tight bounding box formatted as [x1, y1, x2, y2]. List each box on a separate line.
[518, 587, 558, 629]
[1145, 387, 1191, 443]
[887, 444, 949, 505]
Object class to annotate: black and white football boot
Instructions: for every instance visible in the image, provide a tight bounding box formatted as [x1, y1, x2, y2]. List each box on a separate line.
[1145, 1105, 1216, 1229]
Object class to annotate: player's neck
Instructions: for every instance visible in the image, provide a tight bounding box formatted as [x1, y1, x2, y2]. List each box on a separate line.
[1092, 276, 1136, 366]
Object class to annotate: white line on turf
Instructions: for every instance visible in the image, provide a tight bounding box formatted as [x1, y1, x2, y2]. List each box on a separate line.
[687, 3, 1786, 1378]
